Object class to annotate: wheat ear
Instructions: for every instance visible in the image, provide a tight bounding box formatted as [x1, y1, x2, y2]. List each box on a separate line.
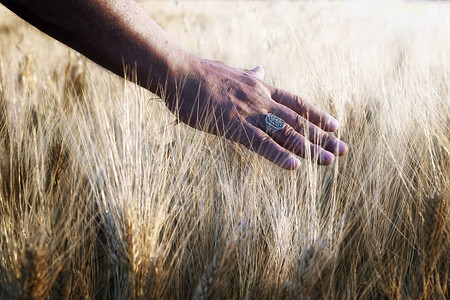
[289, 239, 330, 299]
[423, 193, 444, 272]
[192, 239, 237, 300]
[291, 245, 316, 300]
[19, 246, 46, 300]
[50, 268, 69, 300]
[422, 192, 445, 297]
[64, 53, 86, 103]
[192, 252, 220, 300]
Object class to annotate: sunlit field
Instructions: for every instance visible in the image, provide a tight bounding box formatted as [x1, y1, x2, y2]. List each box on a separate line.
[0, 1, 448, 299]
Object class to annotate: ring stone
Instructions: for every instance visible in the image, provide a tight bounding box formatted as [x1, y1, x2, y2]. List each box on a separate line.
[265, 113, 286, 134]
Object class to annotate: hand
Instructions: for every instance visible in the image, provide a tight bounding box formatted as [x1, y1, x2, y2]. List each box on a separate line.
[162, 56, 348, 170]
[0, 0, 346, 170]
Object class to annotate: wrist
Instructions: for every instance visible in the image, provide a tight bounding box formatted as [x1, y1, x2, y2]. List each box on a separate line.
[156, 49, 202, 101]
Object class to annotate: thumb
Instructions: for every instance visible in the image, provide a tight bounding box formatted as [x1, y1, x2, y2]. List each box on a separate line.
[248, 66, 265, 80]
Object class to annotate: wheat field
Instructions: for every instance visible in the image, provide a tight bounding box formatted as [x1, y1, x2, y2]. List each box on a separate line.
[0, 1, 448, 299]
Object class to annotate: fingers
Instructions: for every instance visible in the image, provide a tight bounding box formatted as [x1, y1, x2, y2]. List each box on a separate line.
[271, 88, 339, 132]
[269, 122, 335, 165]
[230, 121, 335, 169]
[275, 109, 348, 156]
[231, 122, 300, 170]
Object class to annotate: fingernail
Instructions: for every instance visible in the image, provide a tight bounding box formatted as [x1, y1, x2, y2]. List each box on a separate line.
[329, 117, 339, 131]
[288, 156, 301, 169]
[320, 151, 335, 165]
[339, 141, 348, 155]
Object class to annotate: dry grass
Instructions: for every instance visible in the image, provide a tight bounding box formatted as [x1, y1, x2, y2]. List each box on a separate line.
[0, 1, 449, 299]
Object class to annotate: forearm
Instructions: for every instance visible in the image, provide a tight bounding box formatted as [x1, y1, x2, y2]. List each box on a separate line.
[0, 0, 191, 93]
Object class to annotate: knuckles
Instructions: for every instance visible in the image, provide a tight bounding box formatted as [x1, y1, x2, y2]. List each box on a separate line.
[283, 125, 297, 139]
[294, 95, 307, 111]
[293, 114, 307, 134]
[240, 72, 259, 88]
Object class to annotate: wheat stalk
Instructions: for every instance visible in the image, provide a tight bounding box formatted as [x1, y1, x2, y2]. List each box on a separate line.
[0, 49, 5, 95]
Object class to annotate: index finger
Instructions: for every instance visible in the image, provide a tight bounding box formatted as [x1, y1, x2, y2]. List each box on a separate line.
[271, 88, 339, 132]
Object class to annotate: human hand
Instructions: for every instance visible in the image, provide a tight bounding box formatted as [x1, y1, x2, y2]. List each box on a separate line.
[0, 0, 346, 170]
[162, 56, 347, 170]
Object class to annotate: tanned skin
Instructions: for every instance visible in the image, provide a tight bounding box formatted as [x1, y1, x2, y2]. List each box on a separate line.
[0, 0, 347, 170]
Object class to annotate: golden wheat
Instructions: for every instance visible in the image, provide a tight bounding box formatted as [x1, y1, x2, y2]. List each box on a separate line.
[0, 1, 448, 299]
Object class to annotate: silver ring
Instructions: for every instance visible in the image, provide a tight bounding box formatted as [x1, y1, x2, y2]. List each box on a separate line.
[265, 113, 286, 134]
